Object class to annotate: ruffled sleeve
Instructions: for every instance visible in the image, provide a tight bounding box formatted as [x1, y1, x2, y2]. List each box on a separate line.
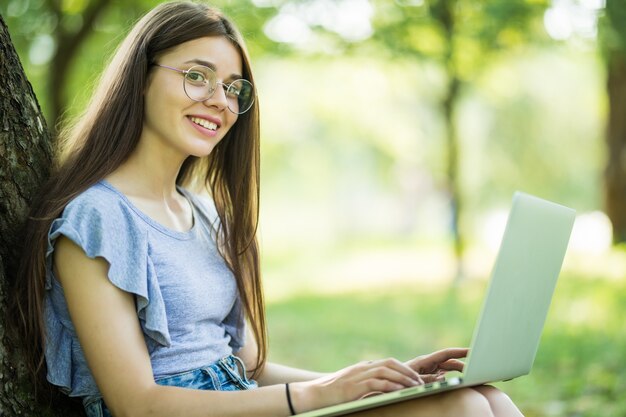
[43, 184, 172, 395]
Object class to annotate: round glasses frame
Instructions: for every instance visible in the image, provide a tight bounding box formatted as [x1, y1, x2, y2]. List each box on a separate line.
[155, 64, 255, 115]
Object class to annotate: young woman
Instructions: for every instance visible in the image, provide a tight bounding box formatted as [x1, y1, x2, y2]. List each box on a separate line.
[11, 2, 524, 416]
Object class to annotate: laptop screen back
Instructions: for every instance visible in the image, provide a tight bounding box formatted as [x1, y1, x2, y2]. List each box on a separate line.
[462, 192, 575, 385]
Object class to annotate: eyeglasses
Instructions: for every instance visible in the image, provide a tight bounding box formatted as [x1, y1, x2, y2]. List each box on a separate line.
[155, 64, 255, 115]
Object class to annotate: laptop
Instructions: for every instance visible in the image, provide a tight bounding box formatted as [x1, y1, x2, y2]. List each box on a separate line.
[297, 192, 576, 417]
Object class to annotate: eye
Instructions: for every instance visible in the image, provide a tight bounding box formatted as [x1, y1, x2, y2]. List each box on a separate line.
[226, 84, 241, 98]
[186, 70, 207, 85]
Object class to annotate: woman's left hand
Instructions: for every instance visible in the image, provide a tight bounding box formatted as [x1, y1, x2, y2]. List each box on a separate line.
[405, 347, 469, 382]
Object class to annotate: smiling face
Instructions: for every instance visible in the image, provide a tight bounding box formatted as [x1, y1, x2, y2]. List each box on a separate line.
[141, 36, 243, 160]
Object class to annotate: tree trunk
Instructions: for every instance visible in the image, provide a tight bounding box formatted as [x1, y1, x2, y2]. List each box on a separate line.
[443, 74, 463, 281]
[433, 0, 464, 281]
[0, 13, 81, 417]
[604, 49, 626, 243]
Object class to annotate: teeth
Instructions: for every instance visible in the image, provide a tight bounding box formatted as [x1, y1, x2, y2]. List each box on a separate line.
[190, 117, 217, 131]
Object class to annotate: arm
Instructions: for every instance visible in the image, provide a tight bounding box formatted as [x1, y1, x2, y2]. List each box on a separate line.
[55, 236, 427, 416]
[54, 236, 298, 417]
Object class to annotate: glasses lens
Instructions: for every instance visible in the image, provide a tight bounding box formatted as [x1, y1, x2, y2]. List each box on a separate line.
[183, 65, 216, 101]
[182, 65, 254, 114]
[226, 79, 254, 114]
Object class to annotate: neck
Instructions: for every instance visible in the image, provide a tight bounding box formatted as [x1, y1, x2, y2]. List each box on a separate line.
[106, 134, 188, 201]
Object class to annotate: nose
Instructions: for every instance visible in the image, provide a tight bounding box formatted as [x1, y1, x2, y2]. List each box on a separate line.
[203, 84, 228, 110]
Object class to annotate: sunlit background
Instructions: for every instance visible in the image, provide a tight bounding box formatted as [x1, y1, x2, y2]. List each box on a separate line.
[2, 0, 625, 415]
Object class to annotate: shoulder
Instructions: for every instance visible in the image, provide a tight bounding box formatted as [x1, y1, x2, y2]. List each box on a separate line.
[65, 180, 127, 214]
[63, 181, 145, 231]
[50, 181, 149, 258]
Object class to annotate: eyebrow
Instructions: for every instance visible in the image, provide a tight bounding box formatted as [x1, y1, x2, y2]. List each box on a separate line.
[183, 59, 243, 80]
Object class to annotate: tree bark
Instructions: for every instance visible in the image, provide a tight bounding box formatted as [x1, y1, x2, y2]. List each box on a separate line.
[0, 13, 81, 417]
[604, 49, 626, 243]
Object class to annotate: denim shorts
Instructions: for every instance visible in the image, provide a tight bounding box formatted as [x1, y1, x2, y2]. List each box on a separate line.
[83, 355, 258, 417]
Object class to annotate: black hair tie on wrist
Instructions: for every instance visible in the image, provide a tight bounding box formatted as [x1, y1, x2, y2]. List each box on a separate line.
[285, 383, 297, 415]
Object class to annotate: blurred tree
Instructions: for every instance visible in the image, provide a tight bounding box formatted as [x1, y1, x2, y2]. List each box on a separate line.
[368, 0, 550, 279]
[46, 0, 112, 133]
[0, 0, 114, 134]
[0, 12, 82, 416]
[600, 1, 626, 243]
[0, 0, 278, 133]
[5, 0, 608, 248]
[236, 0, 564, 276]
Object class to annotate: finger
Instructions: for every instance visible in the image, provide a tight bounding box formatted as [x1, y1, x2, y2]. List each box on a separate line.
[421, 373, 447, 383]
[365, 358, 423, 383]
[358, 378, 407, 396]
[439, 358, 466, 372]
[430, 348, 469, 362]
[361, 365, 423, 387]
[406, 348, 468, 371]
[417, 348, 469, 371]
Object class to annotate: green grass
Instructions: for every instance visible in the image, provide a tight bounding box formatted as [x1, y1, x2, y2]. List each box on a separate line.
[265, 272, 626, 417]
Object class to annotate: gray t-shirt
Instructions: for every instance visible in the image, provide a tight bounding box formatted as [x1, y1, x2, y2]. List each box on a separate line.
[44, 180, 244, 399]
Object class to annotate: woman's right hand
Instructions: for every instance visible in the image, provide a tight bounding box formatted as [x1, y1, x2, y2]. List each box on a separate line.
[289, 358, 424, 413]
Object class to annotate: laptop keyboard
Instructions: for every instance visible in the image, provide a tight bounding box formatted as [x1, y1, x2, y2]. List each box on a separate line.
[399, 377, 463, 396]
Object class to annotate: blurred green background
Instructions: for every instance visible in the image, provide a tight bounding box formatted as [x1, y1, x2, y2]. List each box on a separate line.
[2, 0, 625, 416]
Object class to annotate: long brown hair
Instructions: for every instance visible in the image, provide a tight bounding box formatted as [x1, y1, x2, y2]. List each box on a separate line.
[9, 0, 266, 397]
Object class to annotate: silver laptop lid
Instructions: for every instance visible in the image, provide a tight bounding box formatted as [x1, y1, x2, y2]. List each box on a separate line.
[462, 192, 575, 385]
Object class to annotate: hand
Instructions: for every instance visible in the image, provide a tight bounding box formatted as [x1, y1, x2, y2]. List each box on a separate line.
[291, 358, 423, 413]
[405, 347, 468, 383]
